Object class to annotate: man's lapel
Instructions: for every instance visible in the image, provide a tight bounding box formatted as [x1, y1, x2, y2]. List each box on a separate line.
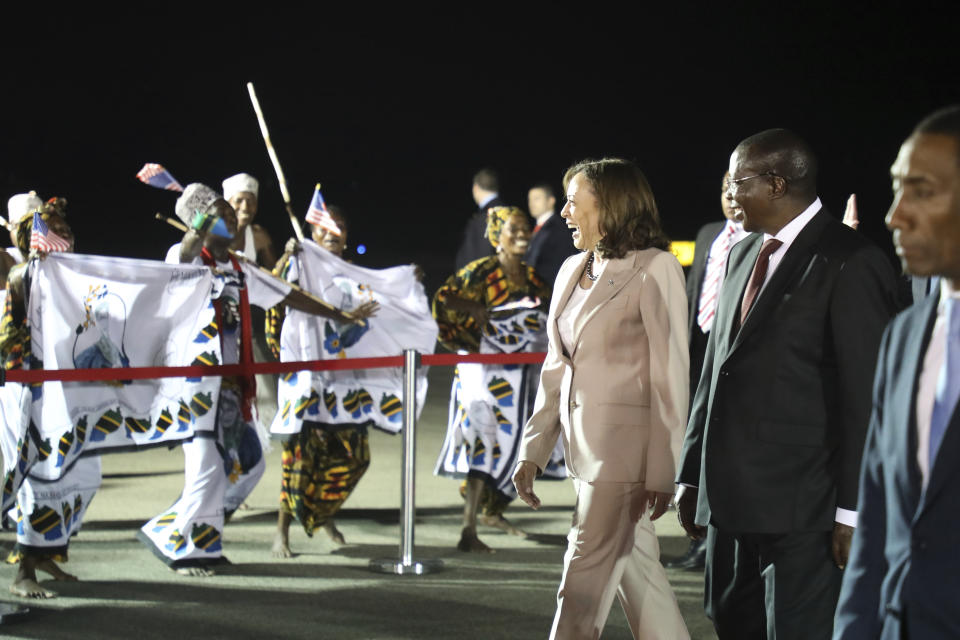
[713, 234, 760, 357]
[917, 294, 960, 515]
[729, 210, 831, 354]
[894, 298, 939, 518]
[922, 407, 960, 512]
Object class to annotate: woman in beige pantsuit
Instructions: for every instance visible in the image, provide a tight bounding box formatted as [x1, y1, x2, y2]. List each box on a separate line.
[513, 158, 690, 640]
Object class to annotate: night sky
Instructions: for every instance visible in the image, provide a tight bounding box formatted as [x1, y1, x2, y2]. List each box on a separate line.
[2, 6, 958, 293]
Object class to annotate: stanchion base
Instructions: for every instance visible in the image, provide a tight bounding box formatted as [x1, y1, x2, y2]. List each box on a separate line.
[368, 557, 444, 575]
[0, 602, 30, 623]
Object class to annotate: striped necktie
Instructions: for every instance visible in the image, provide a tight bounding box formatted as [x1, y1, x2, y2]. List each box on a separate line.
[697, 224, 736, 332]
[929, 298, 960, 468]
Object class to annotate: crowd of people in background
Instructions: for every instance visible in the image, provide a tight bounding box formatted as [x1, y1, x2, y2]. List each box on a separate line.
[2, 104, 960, 640]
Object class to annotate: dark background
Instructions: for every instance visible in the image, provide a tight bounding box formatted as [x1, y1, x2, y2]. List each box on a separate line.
[2, 4, 958, 293]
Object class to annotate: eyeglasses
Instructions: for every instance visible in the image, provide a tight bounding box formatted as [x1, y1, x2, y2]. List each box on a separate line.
[726, 172, 787, 191]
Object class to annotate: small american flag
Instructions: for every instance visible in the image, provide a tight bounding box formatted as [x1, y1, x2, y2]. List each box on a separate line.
[305, 184, 341, 236]
[30, 212, 72, 253]
[136, 163, 184, 192]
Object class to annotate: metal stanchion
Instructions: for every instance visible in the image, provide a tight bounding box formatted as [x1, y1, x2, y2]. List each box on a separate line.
[369, 349, 443, 575]
[0, 603, 29, 624]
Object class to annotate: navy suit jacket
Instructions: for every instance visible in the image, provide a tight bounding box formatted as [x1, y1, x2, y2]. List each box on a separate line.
[524, 212, 578, 286]
[834, 293, 960, 639]
[677, 208, 901, 532]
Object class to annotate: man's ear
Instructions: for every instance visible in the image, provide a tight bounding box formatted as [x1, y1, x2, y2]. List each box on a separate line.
[768, 175, 789, 199]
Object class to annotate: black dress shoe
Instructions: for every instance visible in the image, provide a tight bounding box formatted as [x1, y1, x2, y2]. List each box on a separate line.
[665, 538, 707, 570]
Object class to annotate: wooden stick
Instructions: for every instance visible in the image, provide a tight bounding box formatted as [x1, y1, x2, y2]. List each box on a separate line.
[246, 82, 305, 242]
[156, 212, 190, 233]
[154, 213, 356, 322]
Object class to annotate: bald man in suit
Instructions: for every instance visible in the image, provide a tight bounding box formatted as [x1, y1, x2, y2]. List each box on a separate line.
[677, 129, 901, 639]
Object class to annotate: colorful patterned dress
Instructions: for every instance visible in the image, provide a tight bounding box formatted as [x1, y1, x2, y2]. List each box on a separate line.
[433, 255, 566, 513]
[268, 252, 371, 537]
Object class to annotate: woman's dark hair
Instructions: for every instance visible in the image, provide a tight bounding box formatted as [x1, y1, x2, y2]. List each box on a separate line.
[562, 158, 669, 259]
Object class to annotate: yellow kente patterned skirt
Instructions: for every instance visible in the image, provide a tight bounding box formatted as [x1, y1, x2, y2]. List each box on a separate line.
[279, 422, 370, 536]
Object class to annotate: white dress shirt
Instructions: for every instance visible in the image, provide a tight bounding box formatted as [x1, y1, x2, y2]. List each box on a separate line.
[478, 193, 499, 210]
[758, 197, 821, 292]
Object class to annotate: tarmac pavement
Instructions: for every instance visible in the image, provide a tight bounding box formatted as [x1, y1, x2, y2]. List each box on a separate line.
[0, 366, 717, 640]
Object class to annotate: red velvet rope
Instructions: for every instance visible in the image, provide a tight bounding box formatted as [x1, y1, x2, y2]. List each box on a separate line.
[2, 352, 548, 384]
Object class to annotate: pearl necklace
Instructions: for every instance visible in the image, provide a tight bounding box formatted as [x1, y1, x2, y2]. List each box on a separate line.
[585, 252, 600, 282]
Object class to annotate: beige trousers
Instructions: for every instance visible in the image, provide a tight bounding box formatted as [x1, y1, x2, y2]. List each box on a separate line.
[550, 479, 690, 640]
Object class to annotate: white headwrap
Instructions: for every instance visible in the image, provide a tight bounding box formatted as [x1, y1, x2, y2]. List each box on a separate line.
[175, 183, 222, 226]
[222, 173, 259, 201]
[6, 191, 43, 225]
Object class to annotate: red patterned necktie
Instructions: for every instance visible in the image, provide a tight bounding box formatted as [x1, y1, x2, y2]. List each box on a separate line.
[739, 238, 783, 327]
[697, 224, 737, 332]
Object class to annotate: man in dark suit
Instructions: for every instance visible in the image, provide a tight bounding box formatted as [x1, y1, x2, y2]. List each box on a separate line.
[523, 181, 577, 285]
[685, 173, 751, 406]
[843, 194, 919, 307]
[834, 106, 960, 639]
[454, 168, 505, 270]
[676, 129, 901, 639]
[668, 173, 749, 571]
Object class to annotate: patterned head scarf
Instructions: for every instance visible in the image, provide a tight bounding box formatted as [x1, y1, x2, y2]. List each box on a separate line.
[485, 206, 525, 249]
[175, 183, 221, 226]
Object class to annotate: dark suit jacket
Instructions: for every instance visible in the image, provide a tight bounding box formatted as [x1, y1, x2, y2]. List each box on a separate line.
[686, 221, 726, 399]
[834, 294, 960, 640]
[677, 207, 901, 533]
[454, 196, 505, 270]
[524, 212, 578, 286]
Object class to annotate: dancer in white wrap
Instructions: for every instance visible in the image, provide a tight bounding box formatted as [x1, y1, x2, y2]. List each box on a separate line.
[140, 184, 363, 575]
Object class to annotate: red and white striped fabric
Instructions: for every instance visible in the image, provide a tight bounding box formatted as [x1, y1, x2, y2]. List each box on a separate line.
[696, 222, 738, 332]
[135, 163, 184, 192]
[30, 212, 71, 253]
[305, 184, 342, 236]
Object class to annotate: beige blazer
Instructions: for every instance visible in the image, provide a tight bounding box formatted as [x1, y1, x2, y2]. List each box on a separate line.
[517, 248, 689, 491]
